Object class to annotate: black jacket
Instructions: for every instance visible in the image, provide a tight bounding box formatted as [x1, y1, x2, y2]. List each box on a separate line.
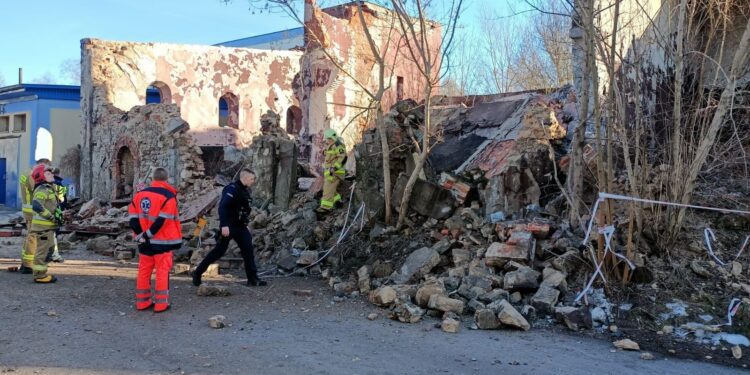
[218, 181, 252, 228]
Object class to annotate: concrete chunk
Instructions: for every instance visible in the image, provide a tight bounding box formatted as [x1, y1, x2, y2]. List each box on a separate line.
[497, 300, 530, 331]
[428, 294, 465, 314]
[485, 242, 528, 267]
[391, 247, 440, 284]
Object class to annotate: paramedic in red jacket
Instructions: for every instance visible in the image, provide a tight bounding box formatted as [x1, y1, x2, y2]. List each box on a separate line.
[128, 168, 182, 313]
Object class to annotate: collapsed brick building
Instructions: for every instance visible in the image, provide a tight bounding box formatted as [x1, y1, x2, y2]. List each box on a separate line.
[79, 0, 441, 205]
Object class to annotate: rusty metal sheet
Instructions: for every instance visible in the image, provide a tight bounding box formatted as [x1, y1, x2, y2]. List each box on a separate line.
[180, 187, 222, 223]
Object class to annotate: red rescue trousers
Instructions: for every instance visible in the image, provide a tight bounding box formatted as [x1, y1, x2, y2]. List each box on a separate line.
[135, 251, 173, 312]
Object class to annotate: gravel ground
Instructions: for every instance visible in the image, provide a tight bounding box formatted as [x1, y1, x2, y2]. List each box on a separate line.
[0, 239, 747, 375]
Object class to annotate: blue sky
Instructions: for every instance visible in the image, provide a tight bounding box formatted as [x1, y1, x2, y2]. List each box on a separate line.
[0, 0, 521, 86]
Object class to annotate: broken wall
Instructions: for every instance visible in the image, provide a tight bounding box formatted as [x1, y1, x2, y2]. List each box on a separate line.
[80, 38, 302, 200]
[299, 0, 442, 167]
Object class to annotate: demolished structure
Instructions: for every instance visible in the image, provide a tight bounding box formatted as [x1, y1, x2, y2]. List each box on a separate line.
[53, 0, 750, 364]
[79, 0, 440, 207]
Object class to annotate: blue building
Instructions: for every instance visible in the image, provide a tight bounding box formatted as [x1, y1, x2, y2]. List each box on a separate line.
[0, 84, 81, 208]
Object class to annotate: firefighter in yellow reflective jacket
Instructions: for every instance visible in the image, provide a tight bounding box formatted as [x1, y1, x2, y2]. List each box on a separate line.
[29, 164, 63, 283]
[317, 129, 346, 213]
[17, 158, 50, 274]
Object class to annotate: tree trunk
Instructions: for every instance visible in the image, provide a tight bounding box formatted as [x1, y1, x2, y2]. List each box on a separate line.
[376, 108, 392, 224]
[397, 91, 432, 228]
[567, 0, 594, 230]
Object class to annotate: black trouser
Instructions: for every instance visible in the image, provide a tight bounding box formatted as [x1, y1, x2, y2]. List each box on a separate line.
[195, 225, 258, 281]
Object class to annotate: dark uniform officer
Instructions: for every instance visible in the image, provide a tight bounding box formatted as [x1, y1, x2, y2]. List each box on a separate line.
[192, 169, 267, 287]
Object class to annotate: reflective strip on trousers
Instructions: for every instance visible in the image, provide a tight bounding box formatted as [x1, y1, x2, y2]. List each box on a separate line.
[154, 289, 169, 304]
[320, 199, 335, 209]
[32, 264, 47, 272]
[32, 215, 55, 227]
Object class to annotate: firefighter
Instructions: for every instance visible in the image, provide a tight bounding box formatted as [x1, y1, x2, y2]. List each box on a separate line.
[16, 158, 51, 274]
[192, 169, 267, 287]
[316, 129, 346, 214]
[45, 167, 67, 263]
[128, 168, 182, 313]
[29, 164, 63, 283]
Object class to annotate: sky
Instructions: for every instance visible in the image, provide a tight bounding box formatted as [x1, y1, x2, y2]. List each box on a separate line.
[0, 0, 522, 86]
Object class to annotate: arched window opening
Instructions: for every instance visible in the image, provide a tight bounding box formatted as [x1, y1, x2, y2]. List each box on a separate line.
[146, 81, 172, 104]
[219, 92, 239, 129]
[116, 146, 135, 199]
[286, 105, 302, 135]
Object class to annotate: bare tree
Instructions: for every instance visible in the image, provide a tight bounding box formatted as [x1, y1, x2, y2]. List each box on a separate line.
[241, 0, 402, 224]
[59, 58, 81, 85]
[29, 72, 58, 84]
[391, 0, 464, 228]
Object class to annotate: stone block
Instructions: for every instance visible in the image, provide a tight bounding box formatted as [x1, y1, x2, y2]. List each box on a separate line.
[467, 299, 486, 313]
[208, 315, 226, 329]
[369, 286, 397, 306]
[416, 282, 445, 307]
[391, 302, 425, 323]
[172, 263, 191, 275]
[527, 222, 551, 239]
[452, 248, 472, 266]
[478, 288, 510, 304]
[503, 267, 540, 290]
[497, 300, 530, 331]
[297, 250, 318, 266]
[554, 306, 592, 330]
[485, 242, 528, 267]
[391, 247, 440, 284]
[441, 318, 461, 333]
[392, 174, 455, 220]
[204, 263, 219, 277]
[428, 294, 465, 314]
[197, 285, 231, 297]
[531, 286, 560, 314]
[475, 309, 500, 330]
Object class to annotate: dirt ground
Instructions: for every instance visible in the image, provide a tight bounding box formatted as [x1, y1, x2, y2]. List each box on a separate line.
[0, 239, 747, 375]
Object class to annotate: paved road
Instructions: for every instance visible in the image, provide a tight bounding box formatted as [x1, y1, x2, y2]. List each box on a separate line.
[0, 246, 746, 375]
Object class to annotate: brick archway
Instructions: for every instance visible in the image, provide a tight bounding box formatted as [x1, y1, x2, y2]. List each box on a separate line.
[111, 136, 140, 200]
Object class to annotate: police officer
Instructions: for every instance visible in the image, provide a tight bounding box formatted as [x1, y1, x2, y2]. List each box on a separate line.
[128, 168, 182, 313]
[192, 168, 267, 287]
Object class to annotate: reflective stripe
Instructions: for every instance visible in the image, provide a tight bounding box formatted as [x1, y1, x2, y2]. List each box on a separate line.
[135, 288, 151, 293]
[129, 214, 139, 219]
[158, 213, 176, 219]
[148, 239, 182, 245]
[154, 299, 169, 304]
[138, 214, 159, 221]
[155, 289, 169, 295]
[32, 219, 56, 227]
[22, 254, 34, 260]
[320, 199, 334, 209]
[145, 230, 154, 238]
[32, 264, 48, 271]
